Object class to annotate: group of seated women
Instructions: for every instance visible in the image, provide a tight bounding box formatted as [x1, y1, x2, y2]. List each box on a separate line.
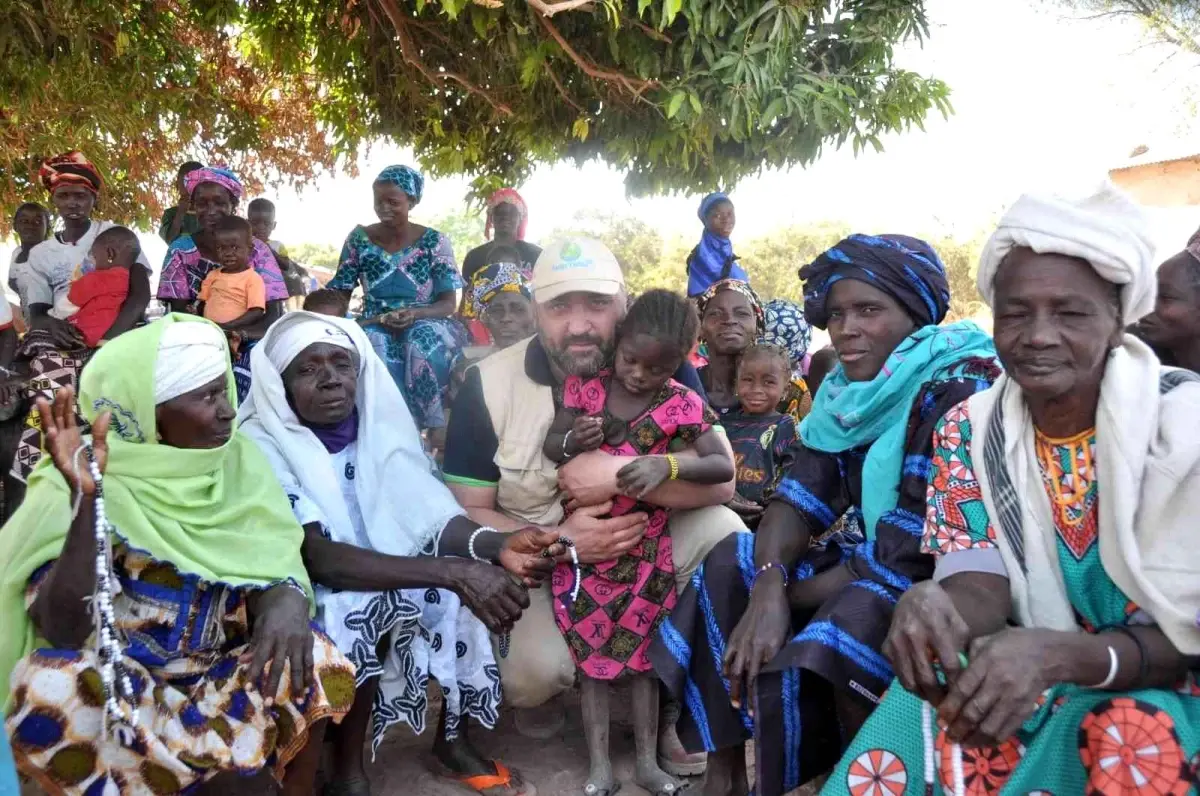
[1, 154, 1198, 796]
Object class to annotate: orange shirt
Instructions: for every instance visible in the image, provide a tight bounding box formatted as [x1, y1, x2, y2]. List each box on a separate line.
[199, 268, 266, 325]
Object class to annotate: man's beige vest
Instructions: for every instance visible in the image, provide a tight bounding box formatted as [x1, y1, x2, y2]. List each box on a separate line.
[476, 336, 565, 526]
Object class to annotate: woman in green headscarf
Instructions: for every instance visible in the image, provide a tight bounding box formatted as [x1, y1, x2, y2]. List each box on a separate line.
[2, 314, 356, 796]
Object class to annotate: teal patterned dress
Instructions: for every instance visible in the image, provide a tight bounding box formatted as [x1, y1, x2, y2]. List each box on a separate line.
[823, 400, 1200, 796]
[329, 226, 467, 429]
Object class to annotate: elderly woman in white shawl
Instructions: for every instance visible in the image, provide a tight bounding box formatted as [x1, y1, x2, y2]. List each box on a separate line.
[821, 183, 1200, 795]
[239, 311, 561, 796]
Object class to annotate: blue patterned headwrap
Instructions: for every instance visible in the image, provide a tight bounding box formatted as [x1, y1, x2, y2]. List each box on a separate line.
[375, 165, 424, 203]
[798, 233, 950, 330]
[763, 299, 811, 370]
[698, 191, 731, 222]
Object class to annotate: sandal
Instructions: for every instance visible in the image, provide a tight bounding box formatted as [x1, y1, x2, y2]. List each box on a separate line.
[322, 776, 372, 796]
[441, 760, 537, 796]
[583, 783, 621, 796]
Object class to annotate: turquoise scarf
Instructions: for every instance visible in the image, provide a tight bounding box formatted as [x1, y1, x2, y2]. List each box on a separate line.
[800, 321, 997, 538]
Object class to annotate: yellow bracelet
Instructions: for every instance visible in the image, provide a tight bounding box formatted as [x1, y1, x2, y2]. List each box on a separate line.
[666, 453, 680, 481]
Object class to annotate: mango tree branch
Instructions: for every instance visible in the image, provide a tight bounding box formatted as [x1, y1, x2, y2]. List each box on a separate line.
[375, 0, 515, 117]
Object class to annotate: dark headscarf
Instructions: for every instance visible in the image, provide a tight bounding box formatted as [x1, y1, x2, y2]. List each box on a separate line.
[799, 233, 950, 329]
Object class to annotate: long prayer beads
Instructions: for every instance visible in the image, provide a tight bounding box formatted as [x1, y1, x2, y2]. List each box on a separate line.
[498, 536, 579, 659]
[77, 444, 140, 747]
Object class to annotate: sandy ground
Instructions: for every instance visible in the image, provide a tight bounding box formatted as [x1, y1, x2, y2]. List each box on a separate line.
[21, 683, 820, 795]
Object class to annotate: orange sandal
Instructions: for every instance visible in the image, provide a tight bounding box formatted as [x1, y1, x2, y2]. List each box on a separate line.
[442, 760, 537, 796]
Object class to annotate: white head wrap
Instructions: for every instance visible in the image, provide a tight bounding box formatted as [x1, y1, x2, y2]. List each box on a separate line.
[153, 320, 228, 405]
[266, 316, 356, 373]
[237, 312, 463, 559]
[977, 181, 1157, 323]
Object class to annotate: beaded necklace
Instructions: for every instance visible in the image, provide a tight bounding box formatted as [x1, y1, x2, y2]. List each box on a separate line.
[72, 443, 141, 747]
[496, 536, 579, 660]
[1033, 427, 1096, 531]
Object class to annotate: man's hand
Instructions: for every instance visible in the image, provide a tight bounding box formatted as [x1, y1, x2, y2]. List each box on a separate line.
[559, 501, 647, 565]
[498, 526, 564, 587]
[558, 450, 621, 507]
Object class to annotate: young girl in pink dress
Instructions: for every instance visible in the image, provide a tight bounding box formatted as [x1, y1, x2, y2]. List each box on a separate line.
[543, 289, 734, 796]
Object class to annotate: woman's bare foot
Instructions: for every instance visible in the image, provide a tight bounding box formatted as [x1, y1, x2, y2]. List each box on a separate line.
[701, 746, 749, 796]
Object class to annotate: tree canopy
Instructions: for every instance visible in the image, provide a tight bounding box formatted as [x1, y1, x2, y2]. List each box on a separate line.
[3, 0, 948, 229]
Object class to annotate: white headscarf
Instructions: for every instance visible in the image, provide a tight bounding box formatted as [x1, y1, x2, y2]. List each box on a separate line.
[154, 320, 228, 405]
[977, 181, 1157, 323]
[237, 311, 463, 557]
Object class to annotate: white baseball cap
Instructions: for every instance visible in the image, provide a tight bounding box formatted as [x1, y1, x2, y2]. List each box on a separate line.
[531, 237, 625, 304]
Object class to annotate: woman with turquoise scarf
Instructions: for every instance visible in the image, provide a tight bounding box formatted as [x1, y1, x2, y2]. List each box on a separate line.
[650, 234, 1000, 796]
[2, 315, 356, 795]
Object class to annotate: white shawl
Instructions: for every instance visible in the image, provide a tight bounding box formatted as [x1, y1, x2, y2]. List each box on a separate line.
[238, 311, 464, 557]
[968, 335, 1200, 654]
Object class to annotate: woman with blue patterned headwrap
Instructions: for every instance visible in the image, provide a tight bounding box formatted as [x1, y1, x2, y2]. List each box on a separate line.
[651, 234, 1001, 796]
[328, 165, 468, 433]
[686, 192, 749, 296]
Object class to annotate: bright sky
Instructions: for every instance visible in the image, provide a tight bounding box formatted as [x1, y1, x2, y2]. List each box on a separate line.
[5, 0, 1200, 280]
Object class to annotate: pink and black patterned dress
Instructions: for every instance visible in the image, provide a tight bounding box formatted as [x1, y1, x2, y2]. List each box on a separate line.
[552, 374, 717, 680]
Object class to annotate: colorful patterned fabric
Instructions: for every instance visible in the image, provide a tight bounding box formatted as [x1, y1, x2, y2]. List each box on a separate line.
[763, 298, 812, 376]
[9, 342, 92, 483]
[376, 165, 424, 201]
[722, 410, 798, 506]
[485, 188, 528, 240]
[39, 152, 101, 195]
[650, 364, 1000, 796]
[330, 225, 466, 428]
[7, 549, 355, 795]
[183, 166, 243, 201]
[464, 261, 532, 320]
[824, 401, 1200, 796]
[696, 278, 764, 335]
[554, 375, 717, 680]
[800, 322, 998, 540]
[157, 234, 287, 302]
[799, 234, 951, 329]
[780, 377, 813, 425]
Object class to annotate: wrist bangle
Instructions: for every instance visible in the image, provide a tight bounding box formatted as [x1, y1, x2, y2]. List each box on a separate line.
[666, 453, 680, 481]
[753, 561, 788, 589]
[467, 527, 498, 562]
[562, 430, 574, 459]
[1109, 626, 1149, 687]
[1088, 645, 1119, 689]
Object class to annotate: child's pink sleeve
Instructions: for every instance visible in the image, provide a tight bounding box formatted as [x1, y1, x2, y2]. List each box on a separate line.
[246, 271, 267, 310]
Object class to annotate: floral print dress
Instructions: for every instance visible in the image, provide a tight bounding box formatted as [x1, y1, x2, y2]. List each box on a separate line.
[329, 226, 467, 429]
[823, 401, 1200, 796]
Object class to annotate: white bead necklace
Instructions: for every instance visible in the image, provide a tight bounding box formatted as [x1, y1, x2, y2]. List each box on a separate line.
[497, 536, 579, 659]
[73, 444, 140, 747]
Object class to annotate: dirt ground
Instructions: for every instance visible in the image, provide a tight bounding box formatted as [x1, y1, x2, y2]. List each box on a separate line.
[21, 683, 820, 796]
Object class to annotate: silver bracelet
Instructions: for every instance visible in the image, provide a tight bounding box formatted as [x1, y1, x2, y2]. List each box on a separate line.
[467, 526, 498, 562]
[561, 429, 574, 459]
[1089, 645, 1119, 689]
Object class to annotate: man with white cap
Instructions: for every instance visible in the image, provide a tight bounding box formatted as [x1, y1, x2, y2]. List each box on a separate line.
[443, 238, 743, 771]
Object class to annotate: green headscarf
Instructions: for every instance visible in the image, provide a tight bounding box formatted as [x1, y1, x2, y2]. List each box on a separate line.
[0, 314, 311, 706]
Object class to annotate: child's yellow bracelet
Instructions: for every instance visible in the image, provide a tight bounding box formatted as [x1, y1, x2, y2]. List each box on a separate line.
[666, 453, 680, 480]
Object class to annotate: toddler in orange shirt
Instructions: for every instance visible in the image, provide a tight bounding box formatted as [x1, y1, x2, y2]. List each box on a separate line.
[49, 225, 136, 348]
[197, 216, 267, 335]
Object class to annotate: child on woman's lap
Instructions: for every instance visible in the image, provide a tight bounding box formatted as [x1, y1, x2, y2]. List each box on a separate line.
[723, 343, 799, 527]
[543, 290, 733, 796]
[48, 225, 137, 348]
[194, 216, 266, 354]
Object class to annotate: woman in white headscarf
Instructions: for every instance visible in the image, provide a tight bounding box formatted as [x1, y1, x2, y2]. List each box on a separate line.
[821, 183, 1200, 795]
[239, 311, 559, 796]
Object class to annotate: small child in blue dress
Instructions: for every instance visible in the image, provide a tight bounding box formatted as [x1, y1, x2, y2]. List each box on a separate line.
[723, 343, 798, 527]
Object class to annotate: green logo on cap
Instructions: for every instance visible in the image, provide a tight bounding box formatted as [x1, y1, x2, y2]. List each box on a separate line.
[560, 241, 582, 261]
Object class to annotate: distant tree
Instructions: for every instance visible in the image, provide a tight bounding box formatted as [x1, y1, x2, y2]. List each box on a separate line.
[288, 242, 341, 270]
[427, 208, 487, 258]
[739, 223, 849, 303]
[1058, 1, 1199, 55]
